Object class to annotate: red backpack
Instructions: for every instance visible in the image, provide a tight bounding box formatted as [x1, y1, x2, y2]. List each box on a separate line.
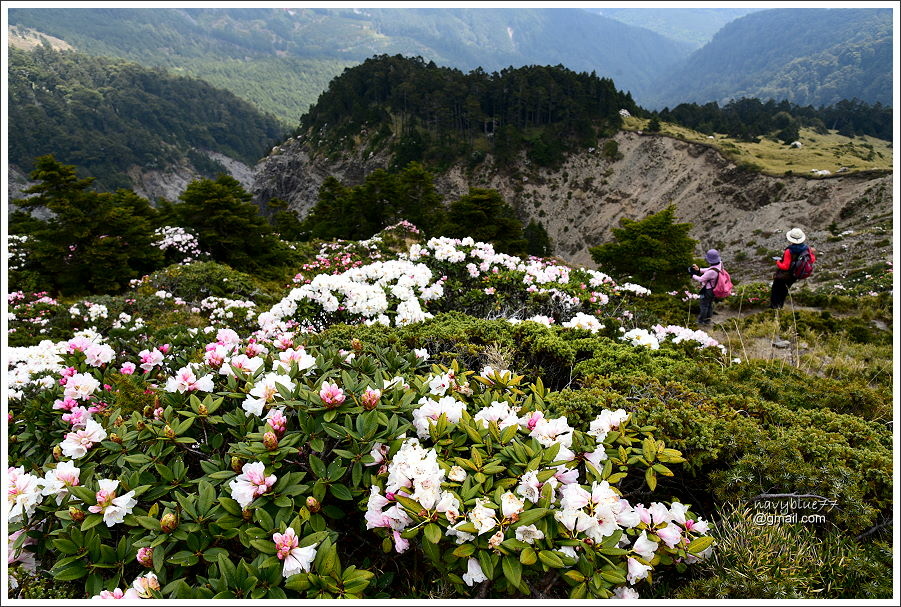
[790, 248, 815, 280]
[712, 267, 734, 300]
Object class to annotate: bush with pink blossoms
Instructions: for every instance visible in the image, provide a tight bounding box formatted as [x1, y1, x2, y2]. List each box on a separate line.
[7, 319, 712, 599]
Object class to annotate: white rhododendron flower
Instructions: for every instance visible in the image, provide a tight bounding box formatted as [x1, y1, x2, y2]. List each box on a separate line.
[88, 479, 137, 527]
[515, 524, 545, 544]
[8, 467, 43, 523]
[60, 418, 107, 459]
[462, 558, 487, 586]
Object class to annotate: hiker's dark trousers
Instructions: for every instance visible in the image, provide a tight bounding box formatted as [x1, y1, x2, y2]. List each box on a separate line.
[770, 277, 796, 309]
[698, 288, 714, 324]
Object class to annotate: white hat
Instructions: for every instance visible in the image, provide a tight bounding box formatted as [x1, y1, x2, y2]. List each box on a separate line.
[786, 228, 806, 244]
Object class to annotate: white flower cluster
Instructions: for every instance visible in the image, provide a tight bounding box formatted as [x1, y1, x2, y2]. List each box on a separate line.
[261, 259, 440, 330]
[111, 312, 146, 332]
[154, 226, 207, 263]
[366, 404, 711, 595]
[652, 325, 726, 352]
[6, 340, 68, 400]
[7, 234, 29, 271]
[200, 296, 257, 324]
[561, 312, 605, 333]
[617, 283, 652, 297]
[620, 328, 660, 350]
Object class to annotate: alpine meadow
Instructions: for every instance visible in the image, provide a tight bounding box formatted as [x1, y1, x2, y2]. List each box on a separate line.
[4, 5, 897, 602]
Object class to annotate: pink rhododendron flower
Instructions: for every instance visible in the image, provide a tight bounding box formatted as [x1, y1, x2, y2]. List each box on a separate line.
[229, 462, 276, 508]
[53, 397, 78, 411]
[40, 461, 81, 504]
[92, 588, 140, 599]
[319, 381, 346, 406]
[64, 372, 101, 401]
[136, 547, 154, 568]
[361, 387, 381, 410]
[88, 479, 137, 527]
[165, 365, 215, 393]
[61, 406, 91, 427]
[265, 408, 288, 435]
[272, 527, 318, 577]
[119, 362, 136, 375]
[138, 348, 164, 373]
[60, 418, 107, 459]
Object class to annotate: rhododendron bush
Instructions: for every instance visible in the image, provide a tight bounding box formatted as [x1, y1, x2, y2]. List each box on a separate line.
[8, 325, 713, 599]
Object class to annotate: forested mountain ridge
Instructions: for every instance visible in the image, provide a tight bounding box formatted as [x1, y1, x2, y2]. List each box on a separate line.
[7, 7, 692, 122]
[8, 7, 892, 121]
[650, 8, 893, 109]
[7, 47, 285, 197]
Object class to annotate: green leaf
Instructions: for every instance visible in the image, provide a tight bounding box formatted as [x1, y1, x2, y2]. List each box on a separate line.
[502, 555, 522, 588]
[51, 563, 87, 581]
[198, 480, 216, 514]
[477, 550, 496, 580]
[51, 538, 80, 554]
[81, 514, 104, 531]
[250, 539, 277, 555]
[512, 507, 548, 528]
[538, 550, 564, 568]
[67, 485, 97, 504]
[134, 516, 161, 531]
[329, 483, 353, 501]
[423, 523, 442, 544]
[687, 536, 715, 554]
[309, 454, 327, 479]
[645, 468, 657, 491]
[218, 496, 243, 516]
[520, 546, 537, 566]
[453, 544, 476, 558]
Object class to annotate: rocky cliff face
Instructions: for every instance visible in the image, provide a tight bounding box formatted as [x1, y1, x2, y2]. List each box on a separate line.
[252, 131, 892, 286]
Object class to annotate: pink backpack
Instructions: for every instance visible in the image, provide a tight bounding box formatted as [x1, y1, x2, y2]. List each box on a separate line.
[712, 267, 733, 300]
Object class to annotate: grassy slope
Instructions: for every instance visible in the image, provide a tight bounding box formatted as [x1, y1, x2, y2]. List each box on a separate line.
[621, 116, 893, 176]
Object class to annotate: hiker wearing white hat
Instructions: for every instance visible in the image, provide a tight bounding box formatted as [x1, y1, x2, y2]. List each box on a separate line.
[770, 228, 817, 309]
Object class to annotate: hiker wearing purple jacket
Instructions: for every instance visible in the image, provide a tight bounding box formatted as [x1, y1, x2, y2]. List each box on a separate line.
[688, 249, 722, 326]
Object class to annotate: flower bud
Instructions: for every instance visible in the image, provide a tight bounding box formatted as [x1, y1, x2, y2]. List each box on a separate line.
[53, 446, 63, 461]
[164, 425, 175, 439]
[136, 547, 154, 568]
[242, 509, 252, 521]
[198, 403, 208, 416]
[69, 506, 85, 522]
[306, 496, 321, 513]
[160, 513, 178, 533]
[361, 388, 381, 411]
[114, 416, 125, 427]
[136, 421, 146, 431]
[263, 431, 279, 451]
[509, 512, 520, 523]
[110, 433, 122, 444]
[418, 509, 428, 518]
[351, 338, 363, 353]
[231, 457, 243, 473]
[583, 538, 594, 545]
[143, 405, 153, 417]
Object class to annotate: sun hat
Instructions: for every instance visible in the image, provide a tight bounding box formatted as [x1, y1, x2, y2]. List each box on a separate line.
[705, 249, 721, 265]
[786, 228, 806, 244]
